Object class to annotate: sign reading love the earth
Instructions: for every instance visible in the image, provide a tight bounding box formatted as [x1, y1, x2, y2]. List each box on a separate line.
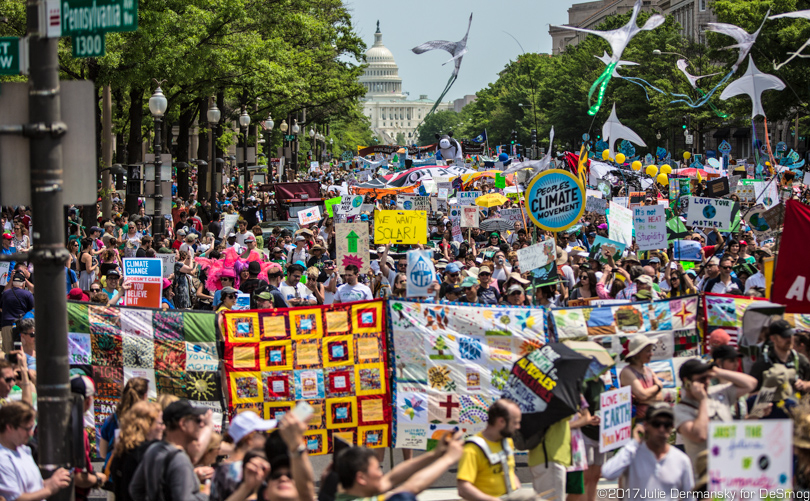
[525, 169, 584, 232]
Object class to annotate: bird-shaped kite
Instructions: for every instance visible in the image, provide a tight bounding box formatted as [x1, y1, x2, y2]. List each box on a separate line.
[720, 55, 785, 119]
[601, 104, 645, 159]
[676, 59, 720, 89]
[595, 51, 665, 100]
[595, 51, 638, 77]
[411, 13, 473, 120]
[707, 12, 769, 71]
[502, 127, 554, 181]
[769, 10, 810, 70]
[551, 0, 664, 115]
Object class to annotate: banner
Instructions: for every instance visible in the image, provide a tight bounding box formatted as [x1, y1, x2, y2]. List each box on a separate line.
[589, 235, 626, 263]
[516, 240, 556, 273]
[298, 206, 322, 225]
[686, 197, 735, 230]
[223, 300, 390, 454]
[373, 210, 428, 244]
[397, 194, 430, 212]
[461, 206, 479, 228]
[406, 250, 436, 298]
[526, 169, 585, 232]
[608, 202, 633, 246]
[122, 258, 163, 308]
[220, 213, 239, 239]
[673, 240, 702, 261]
[633, 205, 666, 251]
[598, 386, 632, 453]
[389, 300, 547, 449]
[336, 223, 370, 274]
[458, 191, 481, 206]
[585, 196, 607, 214]
[67, 301, 223, 458]
[772, 200, 810, 313]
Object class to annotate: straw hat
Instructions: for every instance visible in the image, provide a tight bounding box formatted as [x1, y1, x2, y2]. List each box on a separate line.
[555, 246, 569, 266]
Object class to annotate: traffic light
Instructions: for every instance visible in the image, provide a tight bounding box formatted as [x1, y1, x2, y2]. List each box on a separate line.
[681, 116, 688, 129]
[510, 130, 517, 145]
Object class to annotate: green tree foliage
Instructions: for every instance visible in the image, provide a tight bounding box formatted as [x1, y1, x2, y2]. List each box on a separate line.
[416, 110, 463, 145]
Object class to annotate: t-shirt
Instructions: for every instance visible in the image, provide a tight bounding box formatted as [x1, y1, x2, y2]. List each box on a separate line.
[528, 418, 571, 467]
[477, 285, 500, 305]
[0, 443, 43, 501]
[457, 435, 519, 497]
[277, 282, 315, 303]
[335, 283, 373, 303]
[674, 382, 737, 473]
[0, 287, 35, 327]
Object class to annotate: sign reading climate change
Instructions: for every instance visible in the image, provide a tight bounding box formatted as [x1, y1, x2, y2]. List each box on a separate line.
[526, 169, 584, 232]
[122, 258, 162, 308]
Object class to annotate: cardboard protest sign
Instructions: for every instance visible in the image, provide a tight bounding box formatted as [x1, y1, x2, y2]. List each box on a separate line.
[686, 197, 735, 230]
[374, 210, 428, 244]
[122, 258, 162, 308]
[397, 194, 430, 212]
[525, 169, 584, 232]
[461, 207, 479, 228]
[598, 386, 632, 453]
[612, 197, 628, 208]
[754, 180, 779, 209]
[608, 202, 633, 246]
[220, 213, 239, 238]
[633, 205, 666, 251]
[336, 195, 363, 216]
[500, 208, 525, 227]
[298, 206, 321, 225]
[0, 262, 9, 286]
[458, 191, 481, 206]
[336, 223, 370, 274]
[628, 192, 645, 209]
[516, 240, 556, 273]
[706, 177, 730, 198]
[448, 205, 462, 219]
[451, 225, 463, 243]
[586, 196, 607, 214]
[406, 250, 436, 298]
[589, 236, 626, 263]
[158, 253, 176, 278]
[324, 196, 341, 217]
[436, 199, 449, 213]
[673, 240, 702, 261]
[762, 203, 785, 230]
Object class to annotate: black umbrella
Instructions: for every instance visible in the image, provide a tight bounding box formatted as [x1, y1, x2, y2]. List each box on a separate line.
[501, 343, 591, 450]
[480, 218, 514, 233]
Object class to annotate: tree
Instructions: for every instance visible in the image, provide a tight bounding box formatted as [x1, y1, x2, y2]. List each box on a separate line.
[416, 110, 462, 145]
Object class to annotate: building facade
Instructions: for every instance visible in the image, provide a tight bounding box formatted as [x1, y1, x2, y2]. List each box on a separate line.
[360, 22, 454, 144]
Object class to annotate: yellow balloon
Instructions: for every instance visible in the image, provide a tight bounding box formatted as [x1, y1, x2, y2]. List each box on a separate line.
[645, 165, 658, 177]
[766, 161, 771, 167]
[602, 149, 610, 160]
[615, 153, 626, 164]
[660, 164, 672, 175]
[683, 151, 692, 160]
[657, 173, 669, 186]
[631, 160, 642, 171]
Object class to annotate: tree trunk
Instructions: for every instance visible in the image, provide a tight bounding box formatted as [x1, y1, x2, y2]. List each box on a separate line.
[197, 97, 209, 201]
[176, 100, 195, 200]
[113, 89, 127, 164]
[127, 86, 144, 164]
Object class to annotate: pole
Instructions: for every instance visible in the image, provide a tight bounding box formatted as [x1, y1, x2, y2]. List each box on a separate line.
[242, 126, 248, 206]
[153, 117, 165, 237]
[102, 85, 113, 219]
[26, 2, 73, 499]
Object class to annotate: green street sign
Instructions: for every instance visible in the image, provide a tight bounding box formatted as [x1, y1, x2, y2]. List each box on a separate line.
[0, 37, 23, 75]
[284, 134, 295, 142]
[72, 32, 105, 58]
[61, 0, 138, 36]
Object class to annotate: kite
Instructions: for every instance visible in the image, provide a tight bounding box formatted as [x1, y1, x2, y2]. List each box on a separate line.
[719, 55, 785, 119]
[411, 13, 473, 120]
[435, 133, 464, 164]
[676, 59, 720, 89]
[601, 104, 645, 159]
[502, 127, 554, 180]
[769, 10, 810, 70]
[594, 51, 665, 100]
[551, 0, 664, 115]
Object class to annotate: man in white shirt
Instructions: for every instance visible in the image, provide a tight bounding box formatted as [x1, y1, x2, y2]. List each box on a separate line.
[277, 263, 316, 306]
[235, 219, 254, 246]
[602, 403, 694, 500]
[335, 265, 372, 303]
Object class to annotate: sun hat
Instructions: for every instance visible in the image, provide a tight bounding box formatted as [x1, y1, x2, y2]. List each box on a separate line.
[555, 246, 569, 266]
[221, 286, 239, 294]
[506, 284, 525, 295]
[625, 335, 655, 359]
[226, 411, 277, 443]
[635, 275, 654, 287]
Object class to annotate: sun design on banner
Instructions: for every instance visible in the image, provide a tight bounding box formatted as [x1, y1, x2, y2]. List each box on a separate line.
[188, 373, 216, 400]
[428, 366, 452, 390]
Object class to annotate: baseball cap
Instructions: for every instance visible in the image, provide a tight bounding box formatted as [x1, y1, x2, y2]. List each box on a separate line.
[645, 402, 674, 421]
[635, 275, 654, 287]
[106, 269, 121, 278]
[227, 411, 277, 443]
[90, 226, 102, 233]
[708, 329, 731, 346]
[446, 262, 461, 273]
[272, 247, 283, 253]
[461, 276, 478, 288]
[221, 286, 239, 294]
[711, 345, 740, 362]
[769, 319, 795, 338]
[446, 284, 462, 296]
[228, 232, 237, 238]
[177, 229, 186, 236]
[70, 374, 95, 398]
[1, 233, 12, 240]
[163, 399, 208, 426]
[648, 257, 661, 264]
[256, 291, 273, 301]
[295, 235, 306, 242]
[244, 234, 256, 243]
[506, 284, 525, 295]
[479, 265, 492, 275]
[678, 358, 714, 381]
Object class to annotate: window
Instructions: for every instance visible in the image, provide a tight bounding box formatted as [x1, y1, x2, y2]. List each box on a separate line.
[699, 0, 706, 11]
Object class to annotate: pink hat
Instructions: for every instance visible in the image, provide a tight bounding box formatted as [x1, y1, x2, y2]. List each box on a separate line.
[67, 288, 90, 301]
[220, 269, 236, 278]
[597, 223, 608, 230]
[709, 329, 731, 347]
[162, 278, 172, 290]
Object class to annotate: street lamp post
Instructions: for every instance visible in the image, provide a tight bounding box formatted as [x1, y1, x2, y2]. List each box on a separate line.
[292, 119, 300, 179]
[310, 127, 316, 167]
[207, 99, 221, 205]
[279, 119, 288, 181]
[239, 108, 251, 206]
[149, 83, 168, 237]
[264, 113, 274, 180]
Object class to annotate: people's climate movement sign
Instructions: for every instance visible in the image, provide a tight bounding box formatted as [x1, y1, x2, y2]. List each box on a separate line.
[525, 169, 585, 231]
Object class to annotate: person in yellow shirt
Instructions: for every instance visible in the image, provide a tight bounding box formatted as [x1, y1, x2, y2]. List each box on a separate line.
[528, 417, 570, 501]
[457, 399, 522, 501]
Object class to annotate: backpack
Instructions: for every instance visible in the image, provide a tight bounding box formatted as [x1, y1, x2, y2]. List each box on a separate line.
[143, 442, 183, 501]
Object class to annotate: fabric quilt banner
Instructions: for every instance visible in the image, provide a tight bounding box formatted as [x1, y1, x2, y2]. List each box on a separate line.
[703, 293, 769, 353]
[388, 300, 548, 450]
[551, 295, 700, 360]
[222, 299, 390, 455]
[66, 301, 223, 459]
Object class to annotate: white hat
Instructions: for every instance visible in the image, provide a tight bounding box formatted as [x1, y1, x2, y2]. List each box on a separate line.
[626, 335, 655, 359]
[227, 411, 277, 443]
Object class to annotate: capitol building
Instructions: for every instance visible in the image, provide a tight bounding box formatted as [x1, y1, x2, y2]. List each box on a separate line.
[360, 22, 455, 144]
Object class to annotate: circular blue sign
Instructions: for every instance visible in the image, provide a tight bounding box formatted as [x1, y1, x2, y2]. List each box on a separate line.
[525, 169, 585, 231]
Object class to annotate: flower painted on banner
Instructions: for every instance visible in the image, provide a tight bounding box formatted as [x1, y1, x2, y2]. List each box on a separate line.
[491, 367, 509, 391]
[514, 311, 532, 330]
[401, 396, 426, 421]
[519, 338, 543, 356]
[428, 366, 452, 389]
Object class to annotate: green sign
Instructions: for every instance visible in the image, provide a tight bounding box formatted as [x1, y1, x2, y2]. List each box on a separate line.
[324, 196, 341, 217]
[72, 33, 105, 58]
[61, 0, 138, 36]
[346, 230, 359, 253]
[284, 134, 296, 142]
[0, 37, 22, 75]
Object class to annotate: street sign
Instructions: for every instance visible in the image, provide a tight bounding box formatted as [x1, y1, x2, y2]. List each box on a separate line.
[284, 134, 295, 142]
[685, 134, 694, 145]
[0, 37, 26, 75]
[72, 32, 105, 58]
[59, 0, 138, 36]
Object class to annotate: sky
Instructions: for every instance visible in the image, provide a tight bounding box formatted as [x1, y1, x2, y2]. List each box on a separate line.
[344, 0, 578, 102]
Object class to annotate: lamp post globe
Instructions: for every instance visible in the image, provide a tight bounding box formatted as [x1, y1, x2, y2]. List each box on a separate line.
[309, 128, 315, 139]
[264, 114, 274, 131]
[149, 86, 167, 117]
[207, 102, 220, 125]
[292, 120, 300, 134]
[280, 120, 288, 132]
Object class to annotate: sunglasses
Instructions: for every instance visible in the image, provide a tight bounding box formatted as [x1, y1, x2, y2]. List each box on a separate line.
[580, 276, 588, 281]
[3, 377, 14, 383]
[479, 273, 491, 277]
[268, 469, 292, 481]
[721, 266, 732, 270]
[648, 420, 673, 430]
[90, 288, 101, 292]
[223, 294, 236, 299]
[24, 332, 35, 338]
[448, 273, 459, 277]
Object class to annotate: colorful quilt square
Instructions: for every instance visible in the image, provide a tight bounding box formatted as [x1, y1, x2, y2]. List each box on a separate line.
[185, 372, 221, 402]
[68, 332, 91, 365]
[263, 371, 293, 401]
[353, 334, 382, 364]
[153, 311, 184, 341]
[260, 313, 289, 340]
[358, 396, 386, 425]
[120, 309, 154, 338]
[358, 425, 388, 448]
[88, 305, 120, 335]
[154, 339, 186, 372]
[229, 372, 263, 404]
[294, 339, 322, 369]
[323, 336, 353, 367]
[123, 335, 154, 369]
[329, 429, 357, 452]
[260, 340, 293, 371]
[303, 430, 327, 455]
[264, 402, 293, 421]
[306, 399, 326, 431]
[231, 345, 259, 371]
[325, 309, 349, 335]
[294, 369, 325, 400]
[185, 342, 218, 372]
[67, 302, 90, 333]
[351, 302, 382, 334]
[155, 369, 188, 398]
[325, 367, 354, 398]
[227, 313, 261, 343]
[290, 309, 323, 338]
[183, 312, 217, 343]
[91, 333, 122, 367]
[234, 402, 264, 416]
[93, 365, 123, 398]
[354, 363, 385, 396]
[326, 398, 357, 429]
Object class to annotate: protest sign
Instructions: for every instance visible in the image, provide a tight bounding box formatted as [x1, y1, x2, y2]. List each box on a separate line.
[406, 250, 436, 298]
[336, 223, 370, 274]
[158, 253, 176, 278]
[612, 197, 628, 208]
[772, 200, 810, 313]
[122, 258, 162, 308]
[437, 188, 449, 199]
[669, 179, 681, 200]
[220, 213, 238, 239]
[589, 236, 626, 263]
[516, 240, 556, 273]
[374, 210, 428, 244]
[586, 196, 607, 214]
[708, 420, 793, 497]
[599, 386, 632, 453]
[436, 199, 449, 213]
[673, 240, 702, 261]
[298, 206, 321, 225]
[608, 202, 633, 246]
[686, 197, 734, 230]
[336, 195, 363, 216]
[0, 262, 9, 286]
[461, 207, 479, 228]
[397, 194, 430, 212]
[458, 191, 481, 206]
[729, 175, 741, 195]
[526, 169, 584, 232]
[324, 196, 341, 217]
[436, 181, 453, 192]
[233, 292, 251, 310]
[706, 177, 730, 198]
[754, 180, 779, 209]
[628, 192, 645, 209]
[448, 205, 462, 219]
[737, 180, 757, 202]
[360, 203, 375, 214]
[451, 225, 463, 243]
[500, 208, 525, 226]
[633, 205, 666, 251]
[762, 203, 785, 230]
